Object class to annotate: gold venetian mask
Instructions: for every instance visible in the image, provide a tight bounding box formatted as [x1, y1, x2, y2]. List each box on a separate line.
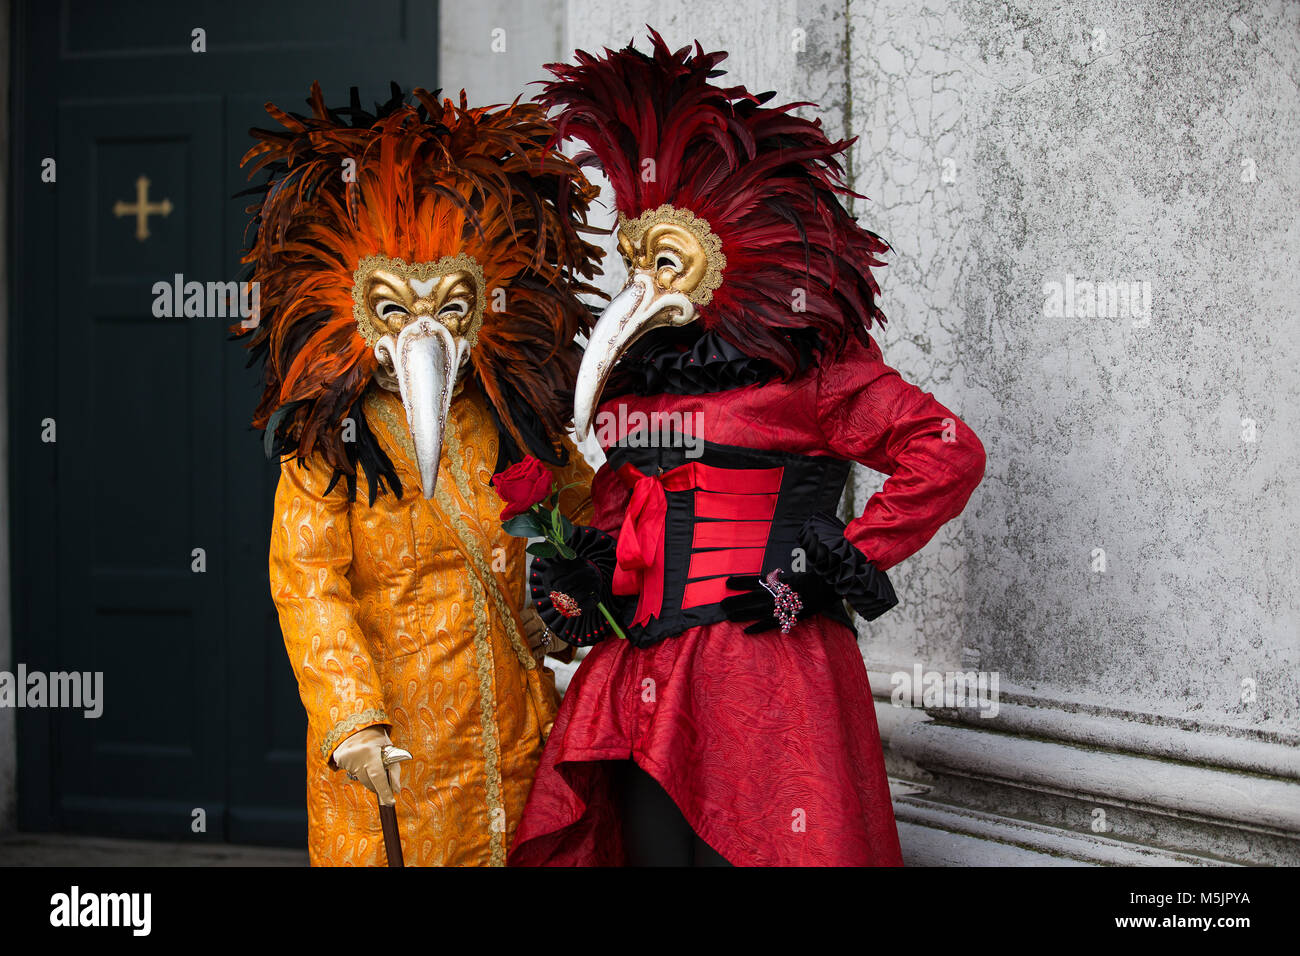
[352, 253, 486, 499]
[353, 253, 486, 348]
[572, 205, 726, 440]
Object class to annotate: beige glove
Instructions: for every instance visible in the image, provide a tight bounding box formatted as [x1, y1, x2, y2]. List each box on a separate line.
[331, 726, 408, 806]
[521, 603, 575, 665]
[520, 605, 551, 661]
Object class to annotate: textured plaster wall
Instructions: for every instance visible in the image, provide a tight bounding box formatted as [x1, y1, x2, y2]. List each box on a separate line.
[848, 0, 1299, 737]
[568, 1, 813, 101]
[558, 1, 1299, 739]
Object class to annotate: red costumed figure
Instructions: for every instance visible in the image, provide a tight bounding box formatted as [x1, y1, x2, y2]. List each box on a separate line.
[508, 32, 986, 867]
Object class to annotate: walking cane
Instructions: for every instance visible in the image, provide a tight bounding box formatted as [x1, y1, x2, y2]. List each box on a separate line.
[379, 745, 412, 867]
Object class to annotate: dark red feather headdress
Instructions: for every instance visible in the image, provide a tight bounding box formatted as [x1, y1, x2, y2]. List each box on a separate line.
[538, 29, 890, 376]
[237, 83, 603, 501]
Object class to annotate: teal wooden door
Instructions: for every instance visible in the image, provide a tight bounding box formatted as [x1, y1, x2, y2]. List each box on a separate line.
[10, 0, 440, 845]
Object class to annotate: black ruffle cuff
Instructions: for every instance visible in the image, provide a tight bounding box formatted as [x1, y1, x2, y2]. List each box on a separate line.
[797, 512, 899, 621]
[529, 526, 619, 647]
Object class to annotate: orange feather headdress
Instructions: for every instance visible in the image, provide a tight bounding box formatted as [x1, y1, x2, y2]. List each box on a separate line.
[236, 83, 603, 502]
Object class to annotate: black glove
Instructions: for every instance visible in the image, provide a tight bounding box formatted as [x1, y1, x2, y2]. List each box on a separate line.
[720, 571, 843, 634]
[529, 526, 619, 647]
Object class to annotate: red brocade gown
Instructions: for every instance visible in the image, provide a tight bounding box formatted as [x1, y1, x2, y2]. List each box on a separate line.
[507, 331, 985, 867]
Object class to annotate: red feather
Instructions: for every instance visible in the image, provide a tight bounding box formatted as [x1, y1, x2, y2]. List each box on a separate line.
[538, 29, 890, 376]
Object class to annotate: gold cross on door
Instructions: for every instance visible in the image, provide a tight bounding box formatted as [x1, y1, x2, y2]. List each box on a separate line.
[112, 175, 173, 241]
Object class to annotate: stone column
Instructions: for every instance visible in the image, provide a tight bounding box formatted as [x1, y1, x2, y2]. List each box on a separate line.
[848, 0, 1300, 865]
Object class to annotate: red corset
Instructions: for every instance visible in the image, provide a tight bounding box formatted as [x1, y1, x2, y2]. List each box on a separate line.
[604, 439, 851, 645]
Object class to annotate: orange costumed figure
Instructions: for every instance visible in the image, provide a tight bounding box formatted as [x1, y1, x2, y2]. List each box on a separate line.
[235, 83, 603, 865]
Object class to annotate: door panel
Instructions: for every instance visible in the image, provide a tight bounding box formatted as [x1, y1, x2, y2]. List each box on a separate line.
[11, 0, 441, 845]
[55, 96, 226, 839]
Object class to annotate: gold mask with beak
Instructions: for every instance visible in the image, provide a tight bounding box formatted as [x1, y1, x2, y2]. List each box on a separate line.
[573, 206, 726, 440]
[353, 253, 486, 498]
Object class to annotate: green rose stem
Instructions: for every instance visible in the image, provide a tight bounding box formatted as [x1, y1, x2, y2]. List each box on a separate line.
[595, 602, 629, 641]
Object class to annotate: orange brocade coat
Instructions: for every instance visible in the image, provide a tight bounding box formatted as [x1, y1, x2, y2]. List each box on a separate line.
[269, 383, 593, 866]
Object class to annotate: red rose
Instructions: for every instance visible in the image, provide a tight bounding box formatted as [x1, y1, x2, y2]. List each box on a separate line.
[492, 456, 553, 521]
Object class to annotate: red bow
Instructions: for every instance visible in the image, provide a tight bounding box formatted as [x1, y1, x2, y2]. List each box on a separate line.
[612, 461, 783, 625]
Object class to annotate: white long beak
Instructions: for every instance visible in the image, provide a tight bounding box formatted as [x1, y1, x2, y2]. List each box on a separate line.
[375, 318, 469, 498]
[573, 273, 695, 441]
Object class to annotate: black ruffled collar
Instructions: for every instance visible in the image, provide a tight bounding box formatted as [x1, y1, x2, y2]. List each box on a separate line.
[605, 327, 815, 397]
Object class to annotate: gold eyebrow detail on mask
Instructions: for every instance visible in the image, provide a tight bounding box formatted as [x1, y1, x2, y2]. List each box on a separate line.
[616, 205, 726, 306]
[352, 253, 486, 348]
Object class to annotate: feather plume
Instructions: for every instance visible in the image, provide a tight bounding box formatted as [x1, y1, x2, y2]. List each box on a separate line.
[236, 82, 604, 500]
[538, 29, 889, 375]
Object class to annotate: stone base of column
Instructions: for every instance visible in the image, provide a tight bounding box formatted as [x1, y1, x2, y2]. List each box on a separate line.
[872, 673, 1300, 867]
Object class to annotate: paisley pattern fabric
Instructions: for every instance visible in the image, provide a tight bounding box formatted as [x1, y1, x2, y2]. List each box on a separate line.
[508, 332, 985, 866]
[270, 382, 592, 866]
